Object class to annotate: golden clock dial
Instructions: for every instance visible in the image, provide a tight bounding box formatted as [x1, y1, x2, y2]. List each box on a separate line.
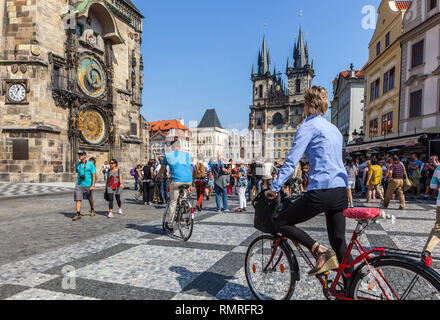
[78, 109, 106, 145]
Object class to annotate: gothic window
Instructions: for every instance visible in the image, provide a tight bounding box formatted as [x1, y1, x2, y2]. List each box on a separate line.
[130, 123, 137, 136]
[295, 79, 301, 93]
[272, 113, 283, 126]
[259, 85, 263, 98]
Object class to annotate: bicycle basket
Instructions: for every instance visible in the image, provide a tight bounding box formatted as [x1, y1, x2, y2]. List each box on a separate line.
[252, 189, 280, 234]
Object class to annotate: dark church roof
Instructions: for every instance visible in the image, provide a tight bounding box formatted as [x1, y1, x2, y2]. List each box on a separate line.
[198, 109, 223, 129]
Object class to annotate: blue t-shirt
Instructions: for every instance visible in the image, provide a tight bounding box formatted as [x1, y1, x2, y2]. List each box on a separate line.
[76, 161, 97, 187]
[409, 160, 422, 175]
[163, 150, 193, 183]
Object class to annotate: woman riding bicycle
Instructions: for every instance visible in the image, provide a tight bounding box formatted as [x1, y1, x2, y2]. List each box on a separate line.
[265, 86, 353, 277]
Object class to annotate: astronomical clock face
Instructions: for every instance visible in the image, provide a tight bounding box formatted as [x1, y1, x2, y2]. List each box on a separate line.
[78, 109, 107, 145]
[78, 56, 107, 98]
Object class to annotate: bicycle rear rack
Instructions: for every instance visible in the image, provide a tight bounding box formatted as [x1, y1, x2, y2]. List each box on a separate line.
[383, 247, 440, 261]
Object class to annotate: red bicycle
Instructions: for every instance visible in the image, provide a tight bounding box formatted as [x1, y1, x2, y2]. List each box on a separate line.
[245, 207, 440, 300]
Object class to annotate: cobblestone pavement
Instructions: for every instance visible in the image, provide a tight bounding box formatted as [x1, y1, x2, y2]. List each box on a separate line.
[0, 182, 106, 200]
[0, 189, 439, 300]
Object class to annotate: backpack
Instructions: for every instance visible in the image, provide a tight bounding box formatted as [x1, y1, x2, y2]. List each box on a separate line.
[195, 162, 205, 179]
[130, 168, 136, 176]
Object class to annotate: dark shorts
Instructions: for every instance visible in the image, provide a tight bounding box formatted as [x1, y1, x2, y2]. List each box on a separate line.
[74, 185, 94, 202]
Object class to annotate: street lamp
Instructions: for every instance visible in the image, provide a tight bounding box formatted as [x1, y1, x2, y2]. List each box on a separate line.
[343, 131, 350, 146]
[352, 129, 359, 139]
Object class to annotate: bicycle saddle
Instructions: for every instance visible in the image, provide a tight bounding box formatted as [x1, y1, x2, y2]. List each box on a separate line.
[342, 207, 381, 220]
[179, 184, 191, 189]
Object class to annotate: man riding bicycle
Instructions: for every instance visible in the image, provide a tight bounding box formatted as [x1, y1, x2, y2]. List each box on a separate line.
[157, 139, 192, 232]
[265, 86, 354, 277]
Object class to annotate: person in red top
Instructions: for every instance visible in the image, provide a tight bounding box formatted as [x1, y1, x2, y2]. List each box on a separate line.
[193, 154, 209, 211]
[106, 159, 124, 218]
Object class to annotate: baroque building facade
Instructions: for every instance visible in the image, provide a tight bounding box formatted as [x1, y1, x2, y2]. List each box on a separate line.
[0, 0, 148, 183]
[248, 27, 313, 162]
[363, 1, 408, 142]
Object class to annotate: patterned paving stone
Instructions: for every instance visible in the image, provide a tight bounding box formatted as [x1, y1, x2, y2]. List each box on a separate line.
[1, 194, 439, 300]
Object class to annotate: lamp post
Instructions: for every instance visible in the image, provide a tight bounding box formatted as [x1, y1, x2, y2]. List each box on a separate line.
[343, 131, 350, 148]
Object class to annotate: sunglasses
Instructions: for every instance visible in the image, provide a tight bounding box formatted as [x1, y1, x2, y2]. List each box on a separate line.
[110, 162, 115, 164]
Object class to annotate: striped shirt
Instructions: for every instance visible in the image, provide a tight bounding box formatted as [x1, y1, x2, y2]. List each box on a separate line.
[391, 163, 405, 179]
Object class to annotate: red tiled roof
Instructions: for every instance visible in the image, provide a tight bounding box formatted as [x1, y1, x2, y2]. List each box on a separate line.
[339, 66, 365, 79]
[149, 119, 189, 132]
[395, 1, 409, 10]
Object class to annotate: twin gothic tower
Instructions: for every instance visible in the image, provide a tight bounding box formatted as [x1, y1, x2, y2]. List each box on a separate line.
[249, 27, 315, 161]
[249, 27, 315, 130]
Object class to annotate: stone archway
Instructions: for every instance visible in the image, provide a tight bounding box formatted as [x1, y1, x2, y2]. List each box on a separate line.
[73, 0, 124, 45]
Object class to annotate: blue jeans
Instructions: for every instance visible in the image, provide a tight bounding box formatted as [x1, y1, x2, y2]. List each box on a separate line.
[134, 175, 139, 191]
[159, 179, 170, 203]
[214, 184, 228, 211]
[247, 179, 262, 200]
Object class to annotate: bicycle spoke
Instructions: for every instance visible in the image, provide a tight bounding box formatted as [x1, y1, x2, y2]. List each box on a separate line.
[401, 274, 421, 300]
[352, 261, 440, 300]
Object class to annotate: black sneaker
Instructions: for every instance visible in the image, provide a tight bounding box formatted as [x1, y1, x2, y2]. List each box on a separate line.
[165, 222, 174, 232]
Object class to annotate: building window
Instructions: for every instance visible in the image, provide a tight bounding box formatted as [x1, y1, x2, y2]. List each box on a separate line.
[370, 79, 380, 101]
[383, 67, 395, 93]
[381, 112, 393, 135]
[259, 85, 263, 98]
[389, 68, 395, 90]
[412, 40, 424, 67]
[385, 32, 390, 47]
[12, 139, 29, 160]
[376, 42, 381, 56]
[130, 123, 137, 135]
[410, 90, 423, 118]
[429, 0, 437, 11]
[383, 71, 389, 94]
[375, 79, 380, 99]
[369, 118, 378, 138]
[296, 79, 301, 93]
[53, 66, 60, 89]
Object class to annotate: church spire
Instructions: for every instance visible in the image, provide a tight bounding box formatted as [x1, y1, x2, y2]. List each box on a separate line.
[257, 35, 270, 75]
[294, 26, 307, 69]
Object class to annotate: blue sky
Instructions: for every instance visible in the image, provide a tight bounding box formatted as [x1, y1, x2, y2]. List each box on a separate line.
[135, 0, 380, 130]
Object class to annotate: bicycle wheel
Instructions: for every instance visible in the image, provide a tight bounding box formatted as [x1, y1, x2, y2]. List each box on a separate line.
[245, 235, 296, 300]
[177, 200, 194, 241]
[349, 257, 440, 300]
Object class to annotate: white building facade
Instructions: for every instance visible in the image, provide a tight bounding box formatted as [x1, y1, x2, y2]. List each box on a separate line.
[331, 65, 366, 146]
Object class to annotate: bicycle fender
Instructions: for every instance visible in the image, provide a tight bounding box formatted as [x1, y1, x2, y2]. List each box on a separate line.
[351, 255, 440, 287]
[280, 239, 300, 281]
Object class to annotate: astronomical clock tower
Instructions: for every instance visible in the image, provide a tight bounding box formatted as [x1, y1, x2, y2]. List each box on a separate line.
[0, 0, 148, 183]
